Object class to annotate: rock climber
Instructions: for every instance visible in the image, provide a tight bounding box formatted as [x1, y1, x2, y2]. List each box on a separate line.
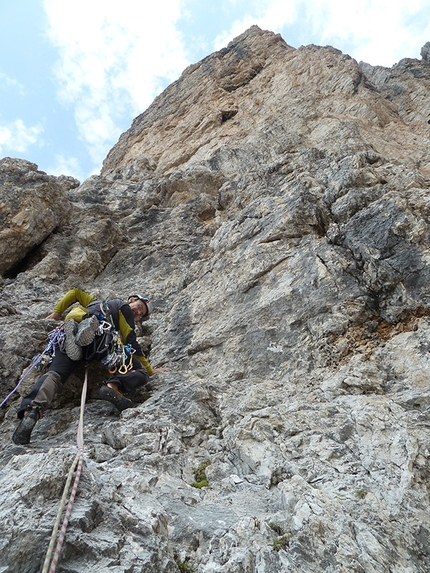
[12, 287, 170, 445]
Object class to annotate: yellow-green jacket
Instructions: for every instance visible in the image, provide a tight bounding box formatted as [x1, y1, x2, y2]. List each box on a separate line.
[53, 288, 153, 374]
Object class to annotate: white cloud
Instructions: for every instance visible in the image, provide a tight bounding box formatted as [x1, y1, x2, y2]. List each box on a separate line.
[38, 0, 430, 177]
[310, 0, 430, 66]
[0, 73, 24, 95]
[212, 0, 430, 66]
[0, 119, 43, 154]
[43, 0, 189, 167]
[47, 154, 87, 180]
[214, 0, 297, 50]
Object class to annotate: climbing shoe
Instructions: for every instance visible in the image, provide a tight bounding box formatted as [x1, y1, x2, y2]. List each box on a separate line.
[63, 319, 82, 361]
[75, 315, 99, 346]
[98, 385, 135, 412]
[12, 408, 39, 445]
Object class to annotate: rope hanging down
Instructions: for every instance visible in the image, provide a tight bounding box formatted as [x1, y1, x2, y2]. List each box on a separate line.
[42, 366, 88, 573]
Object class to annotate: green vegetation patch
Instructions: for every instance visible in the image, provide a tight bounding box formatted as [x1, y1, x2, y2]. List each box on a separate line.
[269, 522, 293, 552]
[273, 534, 292, 552]
[190, 460, 210, 489]
[175, 556, 197, 572]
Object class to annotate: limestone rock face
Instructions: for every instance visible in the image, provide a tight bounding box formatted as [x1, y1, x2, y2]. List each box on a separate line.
[0, 158, 79, 276]
[102, 25, 430, 178]
[2, 25, 430, 573]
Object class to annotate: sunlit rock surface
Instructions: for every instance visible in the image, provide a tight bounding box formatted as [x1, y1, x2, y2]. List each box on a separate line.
[2, 26, 430, 573]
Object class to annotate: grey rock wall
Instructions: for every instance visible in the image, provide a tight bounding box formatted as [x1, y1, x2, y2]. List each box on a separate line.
[2, 26, 430, 573]
[0, 158, 79, 276]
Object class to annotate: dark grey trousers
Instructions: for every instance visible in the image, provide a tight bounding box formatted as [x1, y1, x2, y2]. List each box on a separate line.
[17, 348, 150, 418]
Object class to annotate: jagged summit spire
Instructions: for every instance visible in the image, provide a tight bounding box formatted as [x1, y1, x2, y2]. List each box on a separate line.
[102, 25, 430, 178]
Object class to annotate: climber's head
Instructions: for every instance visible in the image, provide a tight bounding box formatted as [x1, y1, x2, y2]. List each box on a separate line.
[128, 294, 153, 321]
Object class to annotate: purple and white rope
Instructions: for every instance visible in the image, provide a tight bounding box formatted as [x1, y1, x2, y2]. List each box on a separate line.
[0, 326, 63, 409]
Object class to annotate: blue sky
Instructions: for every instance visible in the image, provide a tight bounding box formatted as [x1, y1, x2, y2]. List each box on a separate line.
[1, 0, 430, 182]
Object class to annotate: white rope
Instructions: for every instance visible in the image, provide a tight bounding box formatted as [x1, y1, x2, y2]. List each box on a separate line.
[42, 367, 88, 573]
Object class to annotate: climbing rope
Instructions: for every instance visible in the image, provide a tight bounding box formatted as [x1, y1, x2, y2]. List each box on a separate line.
[0, 326, 64, 409]
[42, 366, 88, 573]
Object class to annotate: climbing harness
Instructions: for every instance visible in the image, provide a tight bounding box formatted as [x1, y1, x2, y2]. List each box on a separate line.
[0, 326, 64, 409]
[42, 366, 88, 573]
[97, 301, 135, 374]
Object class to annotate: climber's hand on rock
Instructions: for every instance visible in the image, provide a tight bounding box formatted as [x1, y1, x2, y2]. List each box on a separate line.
[46, 312, 62, 320]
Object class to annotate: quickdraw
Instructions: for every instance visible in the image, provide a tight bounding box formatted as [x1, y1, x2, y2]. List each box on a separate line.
[0, 325, 64, 409]
[36, 326, 65, 370]
[97, 301, 135, 375]
[104, 331, 135, 374]
[109, 342, 135, 374]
